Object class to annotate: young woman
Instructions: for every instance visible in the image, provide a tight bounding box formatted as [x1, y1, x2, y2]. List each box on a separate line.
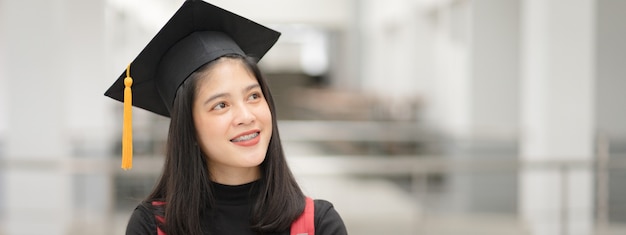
[104, 1, 347, 235]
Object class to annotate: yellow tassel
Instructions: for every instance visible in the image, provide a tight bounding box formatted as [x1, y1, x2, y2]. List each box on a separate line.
[122, 63, 133, 170]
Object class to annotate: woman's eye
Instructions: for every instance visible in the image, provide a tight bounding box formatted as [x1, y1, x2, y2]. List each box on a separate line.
[248, 93, 262, 101]
[212, 102, 227, 110]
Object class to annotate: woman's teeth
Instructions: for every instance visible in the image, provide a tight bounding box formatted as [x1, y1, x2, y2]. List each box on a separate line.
[231, 132, 259, 142]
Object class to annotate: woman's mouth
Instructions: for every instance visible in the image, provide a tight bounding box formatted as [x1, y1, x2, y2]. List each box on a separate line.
[230, 130, 261, 147]
[231, 132, 259, 142]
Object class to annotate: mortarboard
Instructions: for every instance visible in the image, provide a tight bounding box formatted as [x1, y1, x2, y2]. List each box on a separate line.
[104, 0, 281, 169]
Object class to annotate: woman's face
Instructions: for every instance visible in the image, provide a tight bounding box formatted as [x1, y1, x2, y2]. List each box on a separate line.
[192, 58, 272, 183]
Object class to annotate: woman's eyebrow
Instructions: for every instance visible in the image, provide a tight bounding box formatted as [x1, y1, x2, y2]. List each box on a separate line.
[202, 84, 260, 106]
[244, 83, 260, 92]
[203, 93, 229, 106]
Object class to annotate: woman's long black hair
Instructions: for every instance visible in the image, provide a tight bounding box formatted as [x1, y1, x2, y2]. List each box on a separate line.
[145, 54, 305, 235]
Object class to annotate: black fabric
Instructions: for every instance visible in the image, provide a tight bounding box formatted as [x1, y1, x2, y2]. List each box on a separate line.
[125, 181, 348, 235]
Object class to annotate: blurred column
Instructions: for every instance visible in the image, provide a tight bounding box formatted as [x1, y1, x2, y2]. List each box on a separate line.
[0, 0, 109, 234]
[359, 0, 433, 110]
[469, 0, 520, 142]
[65, 0, 115, 234]
[0, 2, 5, 232]
[446, 0, 521, 214]
[595, 2, 626, 144]
[520, 0, 595, 235]
[595, 0, 626, 230]
[64, 0, 111, 157]
[1, 0, 71, 233]
[596, 0, 626, 136]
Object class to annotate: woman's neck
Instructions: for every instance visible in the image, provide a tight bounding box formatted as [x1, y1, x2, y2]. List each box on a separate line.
[209, 165, 261, 185]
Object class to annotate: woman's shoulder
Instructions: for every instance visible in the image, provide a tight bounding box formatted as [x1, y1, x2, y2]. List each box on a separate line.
[312, 199, 348, 235]
[126, 202, 158, 235]
[312, 199, 337, 216]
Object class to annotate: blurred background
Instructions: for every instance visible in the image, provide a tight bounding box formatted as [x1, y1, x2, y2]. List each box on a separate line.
[1, 0, 626, 234]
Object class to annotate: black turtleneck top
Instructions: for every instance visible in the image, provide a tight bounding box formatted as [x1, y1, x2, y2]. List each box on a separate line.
[125, 181, 347, 235]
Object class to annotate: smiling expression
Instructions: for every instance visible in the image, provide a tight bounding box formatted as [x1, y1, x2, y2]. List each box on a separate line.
[192, 57, 272, 183]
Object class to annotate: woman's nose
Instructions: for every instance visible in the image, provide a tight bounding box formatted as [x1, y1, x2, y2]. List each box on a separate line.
[234, 104, 255, 126]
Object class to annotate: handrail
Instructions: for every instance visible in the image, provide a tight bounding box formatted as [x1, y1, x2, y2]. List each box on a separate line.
[277, 120, 440, 142]
[2, 155, 625, 175]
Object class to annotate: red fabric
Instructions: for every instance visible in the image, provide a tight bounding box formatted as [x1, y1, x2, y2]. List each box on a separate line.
[290, 197, 315, 235]
[151, 201, 166, 235]
[150, 197, 315, 235]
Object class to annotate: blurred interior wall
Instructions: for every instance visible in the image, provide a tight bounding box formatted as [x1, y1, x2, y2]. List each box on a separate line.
[470, 0, 520, 141]
[520, 0, 595, 235]
[596, 0, 626, 143]
[0, 0, 110, 234]
[359, 0, 425, 99]
[1, 0, 73, 232]
[595, 0, 626, 228]
[446, 0, 521, 214]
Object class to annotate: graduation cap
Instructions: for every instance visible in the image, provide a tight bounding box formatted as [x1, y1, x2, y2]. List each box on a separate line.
[104, 0, 281, 169]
